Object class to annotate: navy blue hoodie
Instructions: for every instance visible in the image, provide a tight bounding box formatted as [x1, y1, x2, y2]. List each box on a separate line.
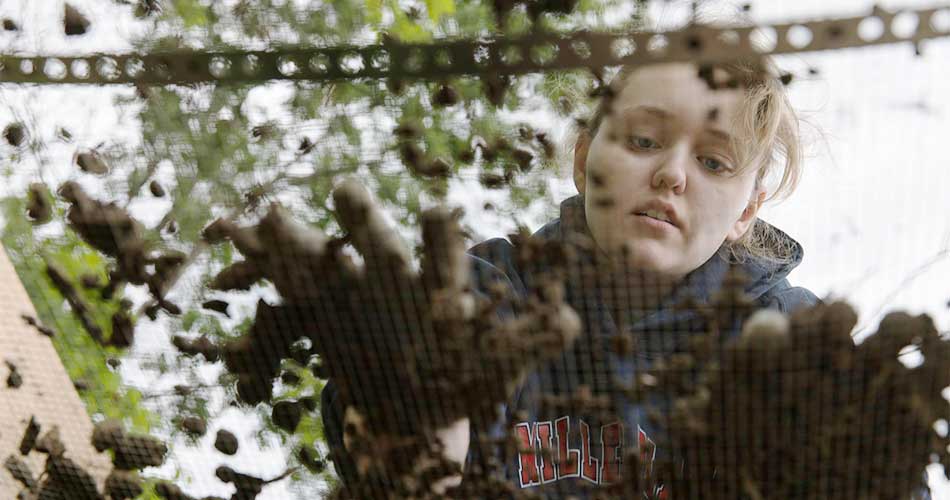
[322, 194, 820, 497]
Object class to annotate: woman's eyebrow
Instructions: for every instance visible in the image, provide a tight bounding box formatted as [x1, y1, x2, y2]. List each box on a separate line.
[621, 105, 672, 121]
[620, 106, 733, 143]
[705, 128, 734, 144]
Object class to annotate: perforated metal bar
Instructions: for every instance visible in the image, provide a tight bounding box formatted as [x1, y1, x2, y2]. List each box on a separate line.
[0, 5, 947, 85]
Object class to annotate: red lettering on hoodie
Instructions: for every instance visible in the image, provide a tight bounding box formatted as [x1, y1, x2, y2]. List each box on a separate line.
[536, 421, 557, 483]
[600, 421, 623, 484]
[579, 419, 600, 483]
[513, 417, 658, 491]
[554, 416, 580, 479]
[514, 422, 541, 487]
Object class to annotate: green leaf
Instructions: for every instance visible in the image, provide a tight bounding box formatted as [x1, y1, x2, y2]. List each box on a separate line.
[425, 0, 455, 23]
[181, 309, 201, 332]
[366, 0, 383, 25]
[390, 5, 432, 42]
[173, 0, 209, 28]
[221, 241, 233, 266]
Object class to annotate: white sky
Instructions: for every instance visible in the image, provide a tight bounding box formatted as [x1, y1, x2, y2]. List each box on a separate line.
[0, 0, 948, 498]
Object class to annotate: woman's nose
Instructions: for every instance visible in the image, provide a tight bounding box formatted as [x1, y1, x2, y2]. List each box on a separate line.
[650, 145, 688, 194]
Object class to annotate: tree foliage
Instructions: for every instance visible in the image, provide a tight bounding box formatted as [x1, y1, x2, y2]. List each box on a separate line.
[0, 0, 646, 496]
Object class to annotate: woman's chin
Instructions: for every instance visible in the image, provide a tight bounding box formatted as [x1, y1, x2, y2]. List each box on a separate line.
[614, 239, 678, 275]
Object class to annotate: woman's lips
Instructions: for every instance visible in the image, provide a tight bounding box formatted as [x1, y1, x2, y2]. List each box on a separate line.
[633, 213, 678, 233]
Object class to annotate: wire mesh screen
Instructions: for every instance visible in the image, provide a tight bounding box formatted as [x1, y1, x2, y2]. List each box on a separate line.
[0, 1, 948, 499]
[208, 181, 947, 500]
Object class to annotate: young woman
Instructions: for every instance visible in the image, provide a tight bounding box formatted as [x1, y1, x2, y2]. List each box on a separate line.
[322, 54, 819, 498]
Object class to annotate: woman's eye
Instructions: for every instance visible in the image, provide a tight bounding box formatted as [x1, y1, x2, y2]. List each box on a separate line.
[628, 135, 660, 150]
[700, 156, 730, 172]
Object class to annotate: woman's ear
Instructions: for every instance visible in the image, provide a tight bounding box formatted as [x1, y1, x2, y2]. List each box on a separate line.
[727, 188, 767, 242]
[573, 132, 591, 195]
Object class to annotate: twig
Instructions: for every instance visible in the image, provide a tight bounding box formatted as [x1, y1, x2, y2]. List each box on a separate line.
[740, 467, 765, 500]
[135, 238, 208, 317]
[858, 242, 950, 335]
[284, 164, 361, 187]
[264, 467, 299, 485]
[139, 382, 228, 400]
[42, 254, 104, 343]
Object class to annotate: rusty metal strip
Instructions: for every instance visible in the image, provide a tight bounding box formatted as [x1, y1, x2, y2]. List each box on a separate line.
[0, 4, 947, 85]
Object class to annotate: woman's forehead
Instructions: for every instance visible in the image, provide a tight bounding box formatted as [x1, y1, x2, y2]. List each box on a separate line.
[613, 62, 745, 126]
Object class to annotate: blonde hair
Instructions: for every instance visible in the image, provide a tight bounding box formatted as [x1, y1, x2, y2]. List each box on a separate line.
[577, 55, 804, 266]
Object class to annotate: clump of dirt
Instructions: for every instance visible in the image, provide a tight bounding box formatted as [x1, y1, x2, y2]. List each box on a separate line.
[179, 416, 207, 437]
[5, 454, 37, 491]
[201, 299, 230, 317]
[6, 360, 22, 388]
[172, 334, 220, 362]
[63, 3, 90, 36]
[35, 427, 65, 457]
[214, 429, 239, 455]
[271, 400, 304, 433]
[91, 419, 168, 470]
[104, 470, 143, 499]
[26, 183, 52, 224]
[3, 122, 25, 146]
[19, 417, 40, 455]
[19, 424, 161, 499]
[41, 456, 101, 499]
[149, 180, 166, 197]
[297, 445, 325, 473]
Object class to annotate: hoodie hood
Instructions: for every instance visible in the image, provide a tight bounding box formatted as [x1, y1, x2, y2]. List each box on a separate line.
[522, 194, 814, 364]
[541, 194, 806, 309]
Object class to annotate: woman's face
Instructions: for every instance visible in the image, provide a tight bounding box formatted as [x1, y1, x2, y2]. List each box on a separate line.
[575, 62, 765, 280]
